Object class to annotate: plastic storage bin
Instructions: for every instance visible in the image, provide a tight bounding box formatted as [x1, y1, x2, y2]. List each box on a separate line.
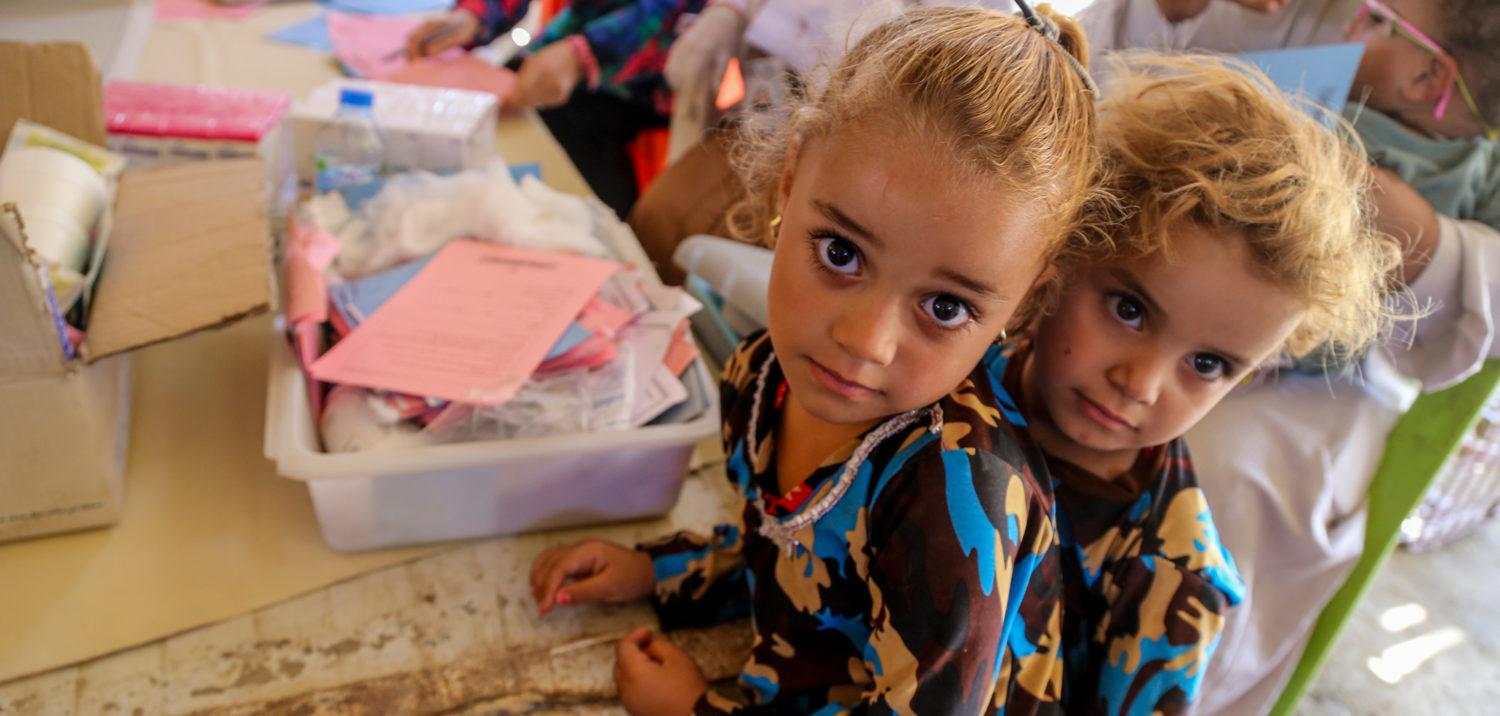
[263, 204, 719, 551]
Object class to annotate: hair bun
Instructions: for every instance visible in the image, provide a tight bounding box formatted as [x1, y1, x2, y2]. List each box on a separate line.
[1034, 3, 1091, 71]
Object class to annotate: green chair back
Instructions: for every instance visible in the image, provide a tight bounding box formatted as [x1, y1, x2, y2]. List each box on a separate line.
[1270, 360, 1500, 715]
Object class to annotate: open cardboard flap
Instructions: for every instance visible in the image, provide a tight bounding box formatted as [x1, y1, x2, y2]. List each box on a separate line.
[0, 42, 106, 152]
[1, 41, 273, 366]
[83, 158, 273, 360]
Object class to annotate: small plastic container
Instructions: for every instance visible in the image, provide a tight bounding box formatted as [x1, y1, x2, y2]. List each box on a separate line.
[263, 202, 720, 551]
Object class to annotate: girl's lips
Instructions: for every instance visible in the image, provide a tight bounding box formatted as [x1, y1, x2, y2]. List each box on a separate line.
[808, 358, 880, 399]
[1077, 391, 1135, 432]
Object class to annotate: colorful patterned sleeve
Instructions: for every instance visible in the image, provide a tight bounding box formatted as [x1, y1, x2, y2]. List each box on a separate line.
[638, 525, 753, 631]
[855, 448, 1063, 714]
[635, 334, 760, 634]
[1084, 488, 1244, 716]
[684, 447, 1063, 716]
[568, 0, 690, 71]
[456, 0, 533, 46]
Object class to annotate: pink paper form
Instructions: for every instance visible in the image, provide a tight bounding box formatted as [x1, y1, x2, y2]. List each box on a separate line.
[310, 240, 619, 405]
[327, 10, 459, 80]
[380, 55, 517, 99]
[155, 0, 264, 21]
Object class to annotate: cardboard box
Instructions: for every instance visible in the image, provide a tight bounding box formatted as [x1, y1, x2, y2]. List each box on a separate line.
[288, 79, 497, 184]
[0, 42, 272, 543]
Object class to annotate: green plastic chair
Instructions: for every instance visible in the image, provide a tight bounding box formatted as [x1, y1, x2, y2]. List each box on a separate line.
[1270, 360, 1500, 715]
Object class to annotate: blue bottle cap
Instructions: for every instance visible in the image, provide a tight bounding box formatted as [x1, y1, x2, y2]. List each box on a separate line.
[339, 88, 374, 108]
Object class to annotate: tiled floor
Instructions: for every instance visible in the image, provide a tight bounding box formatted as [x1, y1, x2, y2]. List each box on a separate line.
[1299, 519, 1500, 715]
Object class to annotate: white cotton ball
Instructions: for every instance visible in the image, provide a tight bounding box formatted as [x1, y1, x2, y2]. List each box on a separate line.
[305, 191, 353, 233]
[320, 385, 434, 453]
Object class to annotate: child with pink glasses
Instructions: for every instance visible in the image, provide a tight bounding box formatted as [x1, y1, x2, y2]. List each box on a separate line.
[1342, 0, 1500, 274]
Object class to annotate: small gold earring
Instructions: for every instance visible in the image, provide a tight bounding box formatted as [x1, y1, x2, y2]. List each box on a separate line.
[769, 215, 782, 230]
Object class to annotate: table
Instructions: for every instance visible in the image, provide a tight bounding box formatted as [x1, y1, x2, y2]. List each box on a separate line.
[0, 4, 747, 713]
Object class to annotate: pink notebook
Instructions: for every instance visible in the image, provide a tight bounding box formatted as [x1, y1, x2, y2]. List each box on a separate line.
[104, 81, 291, 141]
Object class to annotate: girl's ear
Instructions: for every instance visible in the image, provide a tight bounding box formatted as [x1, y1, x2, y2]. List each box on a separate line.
[778, 137, 802, 214]
[1404, 53, 1457, 106]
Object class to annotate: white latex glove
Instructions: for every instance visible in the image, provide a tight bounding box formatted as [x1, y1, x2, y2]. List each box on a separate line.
[663, 4, 747, 94]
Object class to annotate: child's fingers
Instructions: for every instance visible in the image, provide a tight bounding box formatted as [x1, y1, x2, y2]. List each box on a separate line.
[614, 627, 656, 665]
[529, 546, 564, 600]
[612, 629, 650, 689]
[640, 631, 681, 663]
[547, 569, 617, 608]
[536, 548, 607, 614]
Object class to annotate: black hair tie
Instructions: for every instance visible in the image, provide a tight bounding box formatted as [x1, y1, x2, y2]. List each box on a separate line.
[1013, 0, 1098, 95]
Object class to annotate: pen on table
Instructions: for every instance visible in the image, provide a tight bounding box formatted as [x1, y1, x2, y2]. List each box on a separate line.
[385, 19, 468, 60]
[547, 630, 633, 657]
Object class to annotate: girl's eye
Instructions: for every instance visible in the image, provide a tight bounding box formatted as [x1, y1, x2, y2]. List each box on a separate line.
[1191, 353, 1228, 380]
[815, 236, 862, 275]
[921, 294, 972, 329]
[1105, 293, 1145, 329]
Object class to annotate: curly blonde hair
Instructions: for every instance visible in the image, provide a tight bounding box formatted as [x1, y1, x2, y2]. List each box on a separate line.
[726, 4, 1107, 311]
[1068, 53, 1402, 359]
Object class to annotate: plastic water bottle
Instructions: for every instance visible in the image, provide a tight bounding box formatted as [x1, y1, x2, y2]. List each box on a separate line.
[314, 88, 386, 207]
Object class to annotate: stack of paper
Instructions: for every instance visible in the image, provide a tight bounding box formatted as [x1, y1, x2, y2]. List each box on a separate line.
[285, 227, 701, 451]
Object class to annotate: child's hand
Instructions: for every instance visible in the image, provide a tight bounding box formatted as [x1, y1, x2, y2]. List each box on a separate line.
[1155, 0, 1211, 22]
[1155, 0, 1287, 23]
[529, 539, 655, 614]
[614, 627, 709, 715]
[1228, 0, 1290, 13]
[503, 42, 584, 113]
[405, 10, 480, 59]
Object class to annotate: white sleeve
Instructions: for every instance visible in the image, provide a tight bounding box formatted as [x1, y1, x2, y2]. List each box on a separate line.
[1079, 0, 1359, 62]
[1384, 215, 1498, 390]
[1078, 0, 1208, 68]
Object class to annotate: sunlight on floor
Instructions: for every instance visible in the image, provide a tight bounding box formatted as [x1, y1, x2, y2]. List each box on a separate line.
[1365, 627, 1466, 685]
[1376, 603, 1427, 632]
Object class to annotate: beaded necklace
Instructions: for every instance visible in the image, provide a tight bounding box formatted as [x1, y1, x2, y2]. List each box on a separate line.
[745, 353, 943, 555]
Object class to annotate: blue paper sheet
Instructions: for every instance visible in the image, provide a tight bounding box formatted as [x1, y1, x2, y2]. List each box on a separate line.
[319, 0, 454, 14]
[545, 322, 593, 359]
[330, 254, 436, 329]
[268, 14, 334, 52]
[509, 163, 542, 183]
[1237, 44, 1366, 126]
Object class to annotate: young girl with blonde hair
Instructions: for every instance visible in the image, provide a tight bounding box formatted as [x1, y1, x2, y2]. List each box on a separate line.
[1009, 54, 1401, 715]
[529, 4, 1103, 713]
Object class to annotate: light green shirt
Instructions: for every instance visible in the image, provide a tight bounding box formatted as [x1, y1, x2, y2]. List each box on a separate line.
[1345, 103, 1500, 230]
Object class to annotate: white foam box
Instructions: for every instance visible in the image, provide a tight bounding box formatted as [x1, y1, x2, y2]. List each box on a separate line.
[263, 204, 720, 552]
[288, 79, 498, 185]
[0, 43, 273, 543]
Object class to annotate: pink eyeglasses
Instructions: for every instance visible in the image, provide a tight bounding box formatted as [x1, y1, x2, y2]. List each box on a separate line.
[1354, 0, 1496, 140]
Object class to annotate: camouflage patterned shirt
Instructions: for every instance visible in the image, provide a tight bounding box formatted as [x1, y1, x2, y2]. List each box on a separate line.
[1046, 442, 1246, 715]
[640, 332, 1067, 715]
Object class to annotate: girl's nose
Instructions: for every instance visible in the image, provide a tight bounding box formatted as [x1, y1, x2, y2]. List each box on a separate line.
[1106, 352, 1165, 406]
[830, 295, 900, 367]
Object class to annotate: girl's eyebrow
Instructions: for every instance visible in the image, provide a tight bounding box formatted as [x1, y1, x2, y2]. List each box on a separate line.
[1108, 267, 1249, 367]
[1108, 268, 1165, 316]
[815, 199, 999, 299]
[937, 268, 999, 299]
[814, 200, 881, 247]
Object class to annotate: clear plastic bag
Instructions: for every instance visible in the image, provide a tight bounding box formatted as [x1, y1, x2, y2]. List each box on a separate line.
[424, 347, 635, 443]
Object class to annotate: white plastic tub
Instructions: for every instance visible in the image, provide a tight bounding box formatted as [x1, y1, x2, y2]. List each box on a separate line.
[263, 204, 720, 551]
